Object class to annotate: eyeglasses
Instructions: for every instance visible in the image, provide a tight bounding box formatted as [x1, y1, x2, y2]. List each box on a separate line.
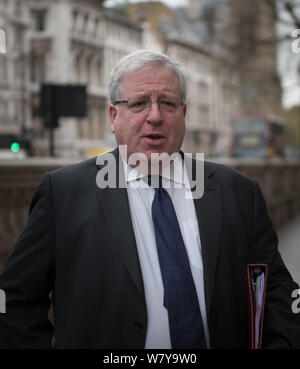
[114, 95, 184, 113]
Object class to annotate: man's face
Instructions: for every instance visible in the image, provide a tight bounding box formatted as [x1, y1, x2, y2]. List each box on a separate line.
[109, 65, 187, 167]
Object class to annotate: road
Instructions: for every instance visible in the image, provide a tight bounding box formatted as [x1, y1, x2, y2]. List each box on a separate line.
[278, 214, 300, 286]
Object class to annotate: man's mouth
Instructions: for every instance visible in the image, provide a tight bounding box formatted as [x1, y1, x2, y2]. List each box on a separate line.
[146, 134, 164, 140]
[143, 134, 166, 145]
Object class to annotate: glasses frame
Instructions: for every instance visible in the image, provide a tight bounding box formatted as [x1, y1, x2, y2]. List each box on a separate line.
[114, 97, 185, 113]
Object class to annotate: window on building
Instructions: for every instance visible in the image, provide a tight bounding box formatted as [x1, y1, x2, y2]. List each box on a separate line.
[30, 53, 45, 83]
[99, 116, 105, 139]
[83, 14, 88, 33]
[0, 55, 7, 81]
[199, 81, 208, 102]
[77, 118, 85, 139]
[15, 0, 22, 16]
[15, 59, 21, 82]
[193, 131, 201, 145]
[94, 18, 99, 37]
[30, 53, 36, 82]
[72, 9, 78, 30]
[223, 82, 236, 103]
[14, 26, 24, 51]
[138, 5, 146, 22]
[75, 55, 81, 82]
[32, 10, 47, 32]
[97, 59, 102, 86]
[197, 103, 209, 126]
[0, 99, 8, 122]
[0, 0, 7, 9]
[38, 55, 45, 81]
[13, 100, 22, 122]
[88, 115, 93, 140]
[86, 56, 92, 85]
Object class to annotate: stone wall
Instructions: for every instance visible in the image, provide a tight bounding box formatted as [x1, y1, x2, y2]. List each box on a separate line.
[224, 159, 300, 226]
[0, 158, 76, 267]
[0, 157, 300, 268]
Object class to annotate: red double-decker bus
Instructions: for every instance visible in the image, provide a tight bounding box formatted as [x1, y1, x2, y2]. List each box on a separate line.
[230, 115, 285, 159]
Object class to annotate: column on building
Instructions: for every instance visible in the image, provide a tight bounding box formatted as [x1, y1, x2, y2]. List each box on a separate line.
[0, 0, 30, 157]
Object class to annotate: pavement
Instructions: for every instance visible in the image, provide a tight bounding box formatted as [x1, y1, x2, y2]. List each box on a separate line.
[278, 214, 300, 286]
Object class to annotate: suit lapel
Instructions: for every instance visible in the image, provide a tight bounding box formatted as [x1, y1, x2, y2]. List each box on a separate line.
[184, 155, 222, 317]
[93, 148, 145, 297]
[93, 150, 221, 316]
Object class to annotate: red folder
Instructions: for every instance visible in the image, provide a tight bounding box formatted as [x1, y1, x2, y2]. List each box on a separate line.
[247, 264, 268, 349]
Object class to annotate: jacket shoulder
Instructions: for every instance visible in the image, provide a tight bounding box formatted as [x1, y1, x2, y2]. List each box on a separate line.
[49, 157, 96, 178]
[40, 157, 98, 196]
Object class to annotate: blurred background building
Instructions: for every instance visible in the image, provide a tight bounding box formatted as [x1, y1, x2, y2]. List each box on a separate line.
[1, 0, 300, 278]
[0, 0, 30, 157]
[28, 0, 141, 157]
[0, 0, 299, 159]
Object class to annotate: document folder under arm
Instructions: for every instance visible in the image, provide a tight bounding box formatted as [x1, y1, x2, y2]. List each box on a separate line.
[247, 264, 268, 349]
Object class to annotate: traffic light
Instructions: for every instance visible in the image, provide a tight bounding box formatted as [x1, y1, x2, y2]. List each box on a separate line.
[40, 84, 87, 128]
[0, 135, 30, 155]
[10, 141, 21, 153]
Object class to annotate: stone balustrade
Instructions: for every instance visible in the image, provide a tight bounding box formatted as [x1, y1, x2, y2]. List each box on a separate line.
[0, 157, 300, 268]
[216, 158, 300, 227]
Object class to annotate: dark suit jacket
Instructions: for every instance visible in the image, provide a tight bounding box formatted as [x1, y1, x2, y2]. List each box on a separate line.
[0, 148, 299, 348]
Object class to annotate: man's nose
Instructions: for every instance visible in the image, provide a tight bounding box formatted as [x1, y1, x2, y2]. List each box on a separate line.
[146, 101, 163, 123]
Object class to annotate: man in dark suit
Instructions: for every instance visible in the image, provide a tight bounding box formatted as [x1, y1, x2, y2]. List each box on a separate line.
[0, 50, 299, 349]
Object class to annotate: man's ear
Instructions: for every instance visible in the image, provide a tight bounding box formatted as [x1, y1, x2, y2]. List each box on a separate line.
[109, 104, 117, 133]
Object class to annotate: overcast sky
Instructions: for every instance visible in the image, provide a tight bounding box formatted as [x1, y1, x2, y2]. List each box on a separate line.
[104, 0, 188, 8]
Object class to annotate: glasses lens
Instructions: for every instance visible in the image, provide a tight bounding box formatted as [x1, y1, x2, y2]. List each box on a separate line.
[158, 99, 178, 112]
[127, 96, 181, 113]
[128, 97, 148, 113]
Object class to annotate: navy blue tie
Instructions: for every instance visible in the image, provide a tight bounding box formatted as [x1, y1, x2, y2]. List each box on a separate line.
[150, 176, 207, 349]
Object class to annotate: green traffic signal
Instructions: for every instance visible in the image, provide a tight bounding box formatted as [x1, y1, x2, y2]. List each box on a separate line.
[10, 142, 21, 153]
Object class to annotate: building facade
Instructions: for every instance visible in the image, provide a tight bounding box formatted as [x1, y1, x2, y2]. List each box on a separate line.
[0, 0, 31, 156]
[125, 0, 241, 156]
[28, 0, 142, 157]
[229, 0, 282, 117]
[0, 0, 282, 158]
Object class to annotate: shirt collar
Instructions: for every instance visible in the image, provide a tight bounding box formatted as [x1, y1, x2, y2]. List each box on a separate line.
[121, 153, 191, 188]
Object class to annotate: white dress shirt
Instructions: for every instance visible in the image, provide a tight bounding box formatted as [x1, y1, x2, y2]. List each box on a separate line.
[123, 156, 210, 349]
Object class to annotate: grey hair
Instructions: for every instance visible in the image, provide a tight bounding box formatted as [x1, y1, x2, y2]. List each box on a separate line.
[107, 49, 187, 104]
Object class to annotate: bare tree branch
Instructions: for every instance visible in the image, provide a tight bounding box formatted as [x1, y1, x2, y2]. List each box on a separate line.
[263, 0, 300, 29]
[283, 0, 300, 28]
